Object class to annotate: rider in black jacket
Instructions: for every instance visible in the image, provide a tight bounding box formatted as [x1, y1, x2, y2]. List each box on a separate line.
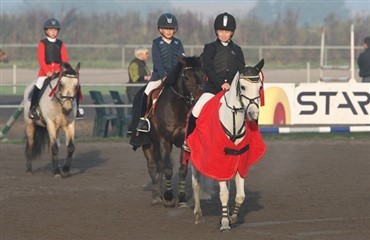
[183, 12, 245, 152]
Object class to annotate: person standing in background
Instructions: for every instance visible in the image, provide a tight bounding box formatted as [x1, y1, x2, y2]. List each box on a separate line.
[126, 46, 151, 103]
[357, 36, 370, 83]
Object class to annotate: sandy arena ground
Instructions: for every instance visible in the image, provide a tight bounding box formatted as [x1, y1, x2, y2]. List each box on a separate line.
[1, 139, 370, 240]
[1, 68, 369, 240]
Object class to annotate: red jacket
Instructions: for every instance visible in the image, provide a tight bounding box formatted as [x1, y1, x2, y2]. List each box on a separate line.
[186, 92, 266, 181]
[37, 40, 69, 77]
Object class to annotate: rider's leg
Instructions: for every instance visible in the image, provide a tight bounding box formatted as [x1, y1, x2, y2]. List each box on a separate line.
[136, 80, 162, 132]
[183, 93, 215, 152]
[28, 77, 46, 119]
[29, 86, 40, 119]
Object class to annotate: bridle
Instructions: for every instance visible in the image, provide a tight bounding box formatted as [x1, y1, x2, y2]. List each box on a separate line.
[222, 73, 263, 142]
[170, 66, 203, 106]
[49, 71, 80, 107]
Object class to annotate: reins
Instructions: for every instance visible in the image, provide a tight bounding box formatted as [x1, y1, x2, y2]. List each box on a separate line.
[48, 71, 80, 106]
[221, 73, 263, 142]
[170, 66, 200, 106]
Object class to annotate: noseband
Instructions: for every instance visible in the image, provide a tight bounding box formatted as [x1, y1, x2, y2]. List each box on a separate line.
[222, 74, 262, 142]
[50, 72, 79, 107]
[238, 74, 262, 113]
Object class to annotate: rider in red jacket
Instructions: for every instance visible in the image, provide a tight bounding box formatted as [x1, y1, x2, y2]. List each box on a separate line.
[29, 18, 84, 120]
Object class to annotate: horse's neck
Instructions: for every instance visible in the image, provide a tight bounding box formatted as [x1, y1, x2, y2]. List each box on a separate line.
[219, 92, 246, 142]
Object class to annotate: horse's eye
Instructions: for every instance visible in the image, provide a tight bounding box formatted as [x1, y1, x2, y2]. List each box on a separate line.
[240, 86, 246, 91]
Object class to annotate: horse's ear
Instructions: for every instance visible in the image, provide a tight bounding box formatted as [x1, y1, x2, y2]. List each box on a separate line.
[75, 62, 81, 72]
[254, 59, 265, 72]
[61, 62, 67, 71]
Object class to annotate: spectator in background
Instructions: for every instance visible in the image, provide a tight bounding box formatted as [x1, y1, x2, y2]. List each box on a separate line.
[126, 46, 151, 103]
[357, 36, 370, 83]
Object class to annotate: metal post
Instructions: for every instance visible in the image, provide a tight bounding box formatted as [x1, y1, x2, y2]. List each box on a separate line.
[307, 62, 310, 83]
[13, 64, 16, 94]
[320, 28, 325, 80]
[349, 24, 356, 82]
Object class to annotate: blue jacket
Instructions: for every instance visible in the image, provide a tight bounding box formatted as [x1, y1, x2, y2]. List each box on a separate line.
[150, 36, 185, 81]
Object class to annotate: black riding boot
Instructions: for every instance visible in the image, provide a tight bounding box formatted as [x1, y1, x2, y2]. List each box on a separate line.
[28, 86, 40, 119]
[136, 93, 150, 132]
[182, 113, 197, 152]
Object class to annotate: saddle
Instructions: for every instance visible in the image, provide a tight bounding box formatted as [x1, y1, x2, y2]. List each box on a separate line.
[27, 76, 56, 101]
[144, 82, 165, 118]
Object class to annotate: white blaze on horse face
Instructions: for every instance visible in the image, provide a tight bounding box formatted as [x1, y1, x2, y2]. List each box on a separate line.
[240, 78, 262, 121]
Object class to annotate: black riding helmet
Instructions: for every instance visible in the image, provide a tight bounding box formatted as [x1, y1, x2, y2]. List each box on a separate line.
[214, 12, 236, 32]
[157, 13, 178, 32]
[43, 18, 61, 30]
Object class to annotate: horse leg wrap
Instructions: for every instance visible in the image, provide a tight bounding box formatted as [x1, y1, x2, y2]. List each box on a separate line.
[165, 179, 172, 191]
[178, 180, 187, 204]
[220, 206, 231, 231]
[221, 206, 229, 218]
[178, 180, 186, 194]
[230, 202, 241, 225]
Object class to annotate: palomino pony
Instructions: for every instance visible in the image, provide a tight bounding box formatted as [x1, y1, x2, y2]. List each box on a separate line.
[186, 59, 266, 231]
[130, 56, 204, 207]
[23, 62, 81, 177]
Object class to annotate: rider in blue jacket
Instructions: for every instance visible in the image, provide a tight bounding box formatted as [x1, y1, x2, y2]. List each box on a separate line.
[136, 13, 186, 132]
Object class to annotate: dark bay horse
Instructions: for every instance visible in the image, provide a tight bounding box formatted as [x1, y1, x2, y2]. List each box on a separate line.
[187, 59, 267, 231]
[130, 56, 204, 207]
[23, 62, 81, 177]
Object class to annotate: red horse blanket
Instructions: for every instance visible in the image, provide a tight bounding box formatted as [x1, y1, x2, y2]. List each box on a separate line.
[186, 92, 266, 181]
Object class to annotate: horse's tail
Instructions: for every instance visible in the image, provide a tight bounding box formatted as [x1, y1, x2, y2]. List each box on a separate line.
[25, 125, 49, 161]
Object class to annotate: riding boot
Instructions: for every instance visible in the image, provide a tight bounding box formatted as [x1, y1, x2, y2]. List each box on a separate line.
[182, 113, 197, 152]
[136, 93, 150, 132]
[28, 86, 40, 119]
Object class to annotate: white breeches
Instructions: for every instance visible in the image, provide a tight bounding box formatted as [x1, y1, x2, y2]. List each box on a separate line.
[35, 76, 48, 89]
[191, 93, 215, 118]
[144, 80, 162, 95]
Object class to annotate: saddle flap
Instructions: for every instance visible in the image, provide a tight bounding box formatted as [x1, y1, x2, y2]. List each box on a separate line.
[146, 84, 164, 117]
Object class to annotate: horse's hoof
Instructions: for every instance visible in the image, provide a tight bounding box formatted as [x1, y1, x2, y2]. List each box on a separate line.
[178, 202, 189, 208]
[195, 218, 205, 225]
[53, 174, 62, 178]
[151, 197, 163, 205]
[220, 218, 231, 231]
[220, 226, 231, 232]
[229, 215, 238, 225]
[163, 199, 175, 208]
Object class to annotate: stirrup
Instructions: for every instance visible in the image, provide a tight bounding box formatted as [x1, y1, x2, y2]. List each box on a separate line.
[136, 117, 150, 132]
[28, 107, 39, 120]
[182, 141, 191, 152]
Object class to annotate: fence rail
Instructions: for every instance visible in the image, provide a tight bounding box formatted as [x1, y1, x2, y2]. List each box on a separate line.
[0, 44, 363, 67]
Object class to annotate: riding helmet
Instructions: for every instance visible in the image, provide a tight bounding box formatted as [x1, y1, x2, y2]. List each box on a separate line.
[43, 18, 61, 30]
[157, 13, 178, 31]
[214, 12, 236, 32]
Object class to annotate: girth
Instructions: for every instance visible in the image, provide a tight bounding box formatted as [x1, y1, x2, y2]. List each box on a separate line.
[224, 144, 249, 156]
